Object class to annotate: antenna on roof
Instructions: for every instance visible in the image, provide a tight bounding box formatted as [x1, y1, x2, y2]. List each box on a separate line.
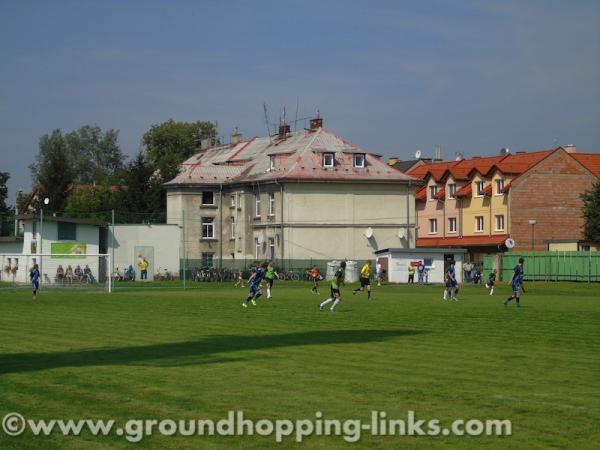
[293, 96, 299, 131]
[263, 103, 272, 143]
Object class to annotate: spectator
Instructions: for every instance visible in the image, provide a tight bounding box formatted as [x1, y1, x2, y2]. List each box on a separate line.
[408, 264, 415, 284]
[56, 265, 65, 283]
[125, 265, 135, 281]
[463, 262, 473, 283]
[138, 255, 149, 280]
[376, 262, 384, 286]
[65, 265, 73, 284]
[74, 265, 83, 281]
[417, 263, 425, 284]
[83, 265, 94, 282]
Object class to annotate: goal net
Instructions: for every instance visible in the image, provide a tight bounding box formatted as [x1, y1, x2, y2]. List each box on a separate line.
[0, 253, 112, 292]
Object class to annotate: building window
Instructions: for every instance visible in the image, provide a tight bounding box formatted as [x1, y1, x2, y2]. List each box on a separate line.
[230, 216, 236, 239]
[230, 193, 236, 208]
[495, 214, 505, 231]
[323, 153, 334, 168]
[475, 181, 485, 197]
[269, 192, 275, 216]
[448, 183, 457, 199]
[448, 217, 457, 234]
[495, 179, 505, 195]
[202, 191, 214, 205]
[429, 218, 438, 234]
[202, 217, 214, 239]
[255, 193, 261, 217]
[269, 156, 275, 170]
[57, 222, 76, 241]
[429, 185, 438, 200]
[268, 237, 275, 260]
[354, 154, 365, 168]
[475, 216, 484, 232]
[201, 252, 214, 267]
[255, 238, 261, 259]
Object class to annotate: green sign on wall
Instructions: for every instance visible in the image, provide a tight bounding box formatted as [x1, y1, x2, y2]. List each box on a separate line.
[51, 242, 87, 259]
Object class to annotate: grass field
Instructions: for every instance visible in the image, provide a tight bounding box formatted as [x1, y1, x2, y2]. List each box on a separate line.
[0, 281, 598, 449]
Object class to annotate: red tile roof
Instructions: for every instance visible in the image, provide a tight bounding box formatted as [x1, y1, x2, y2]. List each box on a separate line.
[571, 153, 600, 178]
[434, 187, 445, 200]
[415, 186, 427, 202]
[417, 234, 509, 248]
[483, 184, 492, 197]
[454, 183, 472, 198]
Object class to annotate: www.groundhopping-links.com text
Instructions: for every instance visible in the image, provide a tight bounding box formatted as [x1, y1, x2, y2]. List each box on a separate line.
[2, 410, 512, 443]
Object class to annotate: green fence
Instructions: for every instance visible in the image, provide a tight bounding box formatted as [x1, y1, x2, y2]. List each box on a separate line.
[485, 251, 600, 282]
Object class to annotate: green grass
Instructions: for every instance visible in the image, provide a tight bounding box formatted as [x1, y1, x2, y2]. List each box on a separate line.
[0, 282, 599, 449]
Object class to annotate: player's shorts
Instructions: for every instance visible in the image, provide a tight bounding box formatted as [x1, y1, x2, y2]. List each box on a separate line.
[512, 285, 522, 296]
[32, 280, 39, 290]
[330, 287, 340, 298]
[265, 277, 274, 287]
[359, 277, 370, 287]
[488, 281, 495, 287]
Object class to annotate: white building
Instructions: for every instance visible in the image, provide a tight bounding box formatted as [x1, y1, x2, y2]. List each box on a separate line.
[165, 116, 419, 267]
[375, 248, 466, 284]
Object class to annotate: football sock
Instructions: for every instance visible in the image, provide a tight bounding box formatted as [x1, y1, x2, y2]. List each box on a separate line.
[331, 299, 341, 310]
[320, 298, 333, 308]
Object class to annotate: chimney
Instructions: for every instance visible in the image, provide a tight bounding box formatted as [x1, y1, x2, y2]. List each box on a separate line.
[309, 111, 323, 130]
[388, 157, 400, 166]
[231, 127, 242, 145]
[278, 123, 290, 139]
[564, 144, 577, 154]
[200, 138, 213, 149]
[434, 145, 442, 160]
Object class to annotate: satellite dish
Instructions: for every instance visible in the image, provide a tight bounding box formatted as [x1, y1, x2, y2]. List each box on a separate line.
[455, 152, 464, 161]
[500, 147, 511, 156]
[398, 228, 406, 239]
[505, 238, 515, 249]
[414, 149, 422, 159]
[365, 227, 374, 239]
[43, 197, 50, 205]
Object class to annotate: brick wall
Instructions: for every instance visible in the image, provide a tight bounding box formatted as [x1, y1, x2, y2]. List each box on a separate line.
[510, 150, 596, 251]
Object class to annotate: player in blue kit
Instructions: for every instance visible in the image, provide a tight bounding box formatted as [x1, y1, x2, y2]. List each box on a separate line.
[30, 263, 40, 300]
[243, 262, 267, 307]
[504, 258, 525, 308]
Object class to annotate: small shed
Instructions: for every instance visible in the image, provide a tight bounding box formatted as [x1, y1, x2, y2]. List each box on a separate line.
[374, 248, 467, 284]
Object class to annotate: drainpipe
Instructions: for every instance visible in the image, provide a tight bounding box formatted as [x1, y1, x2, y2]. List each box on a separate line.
[405, 181, 410, 247]
[275, 180, 284, 269]
[219, 183, 223, 270]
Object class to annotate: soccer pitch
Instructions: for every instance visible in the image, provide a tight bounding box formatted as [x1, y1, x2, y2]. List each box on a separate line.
[0, 282, 598, 449]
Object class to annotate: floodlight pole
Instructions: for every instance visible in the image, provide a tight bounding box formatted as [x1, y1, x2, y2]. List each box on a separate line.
[111, 209, 115, 292]
[39, 208, 43, 284]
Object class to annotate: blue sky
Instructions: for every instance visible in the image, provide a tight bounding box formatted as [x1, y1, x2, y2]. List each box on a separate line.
[1, 0, 599, 201]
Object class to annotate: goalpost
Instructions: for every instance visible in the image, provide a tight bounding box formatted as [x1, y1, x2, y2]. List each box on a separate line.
[0, 253, 112, 293]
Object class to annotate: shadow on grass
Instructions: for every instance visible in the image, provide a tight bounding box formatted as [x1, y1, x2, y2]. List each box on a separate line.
[0, 329, 424, 375]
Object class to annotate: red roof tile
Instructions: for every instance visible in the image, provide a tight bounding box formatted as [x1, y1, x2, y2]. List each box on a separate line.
[571, 153, 600, 178]
[454, 183, 472, 198]
[415, 186, 427, 202]
[417, 234, 509, 248]
[434, 187, 445, 200]
[483, 184, 492, 197]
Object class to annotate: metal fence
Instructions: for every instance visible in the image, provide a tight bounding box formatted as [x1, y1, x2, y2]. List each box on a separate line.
[484, 251, 600, 282]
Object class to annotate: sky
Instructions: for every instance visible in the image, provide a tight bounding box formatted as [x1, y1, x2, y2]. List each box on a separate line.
[1, 0, 599, 202]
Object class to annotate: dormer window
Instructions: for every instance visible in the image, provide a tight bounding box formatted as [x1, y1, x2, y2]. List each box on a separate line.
[354, 154, 365, 168]
[475, 181, 485, 197]
[323, 153, 334, 168]
[269, 156, 275, 171]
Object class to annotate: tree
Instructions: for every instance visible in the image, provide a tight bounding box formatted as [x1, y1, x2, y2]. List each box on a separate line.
[142, 119, 217, 182]
[116, 152, 165, 218]
[63, 183, 119, 221]
[29, 130, 75, 211]
[0, 172, 13, 236]
[65, 125, 125, 184]
[581, 181, 600, 242]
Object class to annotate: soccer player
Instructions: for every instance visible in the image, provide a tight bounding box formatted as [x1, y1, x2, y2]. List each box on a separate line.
[243, 262, 267, 307]
[319, 261, 346, 312]
[504, 258, 525, 307]
[352, 260, 372, 300]
[443, 261, 458, 301]
[30, 263, 40, 300]
[485, 269, 497, 295]
[310, 265, 321, 294]
[264, 260, 278, 299]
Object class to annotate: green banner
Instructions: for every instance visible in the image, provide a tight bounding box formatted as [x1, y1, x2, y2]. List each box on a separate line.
[51, 242, 87, 259]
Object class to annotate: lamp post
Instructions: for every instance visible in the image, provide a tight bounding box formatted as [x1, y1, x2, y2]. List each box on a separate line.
[39, 197, 49, 283]
[528, 219, 537, 250]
